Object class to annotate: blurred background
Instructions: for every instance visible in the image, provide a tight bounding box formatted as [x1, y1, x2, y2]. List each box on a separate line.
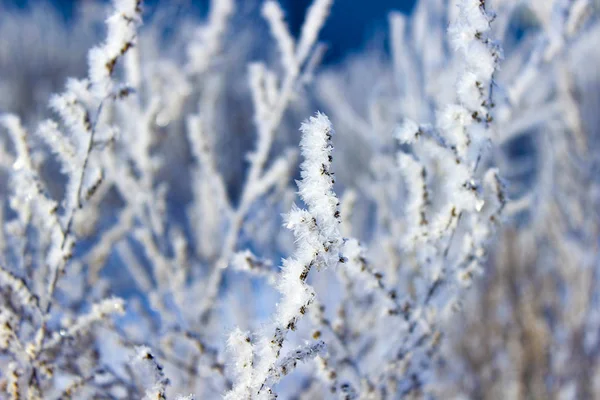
[0, 0, 416, 63]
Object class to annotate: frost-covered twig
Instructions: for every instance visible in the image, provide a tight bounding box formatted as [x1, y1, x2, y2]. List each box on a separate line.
[231, 250, 277, 284]
[132, 346, 170, 400]
[186, 0, 235, 75]
[43, 297, 124, 351]
[226, 112, 341, 398]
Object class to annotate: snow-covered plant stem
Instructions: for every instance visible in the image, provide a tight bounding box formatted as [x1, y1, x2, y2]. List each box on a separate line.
[226, 112, 341, 399]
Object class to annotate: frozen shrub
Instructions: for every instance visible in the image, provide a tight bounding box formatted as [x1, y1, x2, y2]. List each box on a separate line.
[0, 0, 598, 399]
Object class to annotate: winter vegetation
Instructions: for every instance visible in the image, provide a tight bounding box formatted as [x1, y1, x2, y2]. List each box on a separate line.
[0, 0, 599, 398]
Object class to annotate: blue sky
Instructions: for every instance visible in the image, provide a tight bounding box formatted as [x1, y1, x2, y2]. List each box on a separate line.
[2, 0, 417, 62]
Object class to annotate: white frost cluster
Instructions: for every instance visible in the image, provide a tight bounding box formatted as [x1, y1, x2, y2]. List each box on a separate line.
[88, 0, 142, 97]
[445, 0, 500, 163]
[224, 328, 254, 400]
